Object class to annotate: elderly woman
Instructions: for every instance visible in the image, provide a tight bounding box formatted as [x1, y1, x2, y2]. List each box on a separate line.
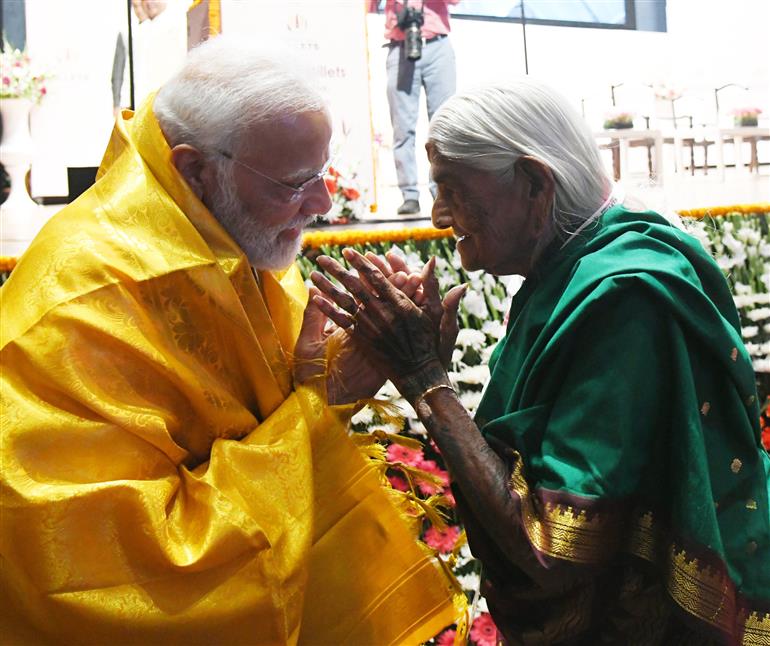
[308, 80, 770, 644]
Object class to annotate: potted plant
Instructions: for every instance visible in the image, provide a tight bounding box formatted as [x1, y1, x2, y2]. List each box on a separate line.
[730, 107, 762, 127]
[0, 39, 49, 250]
[603, 109, 635, 130]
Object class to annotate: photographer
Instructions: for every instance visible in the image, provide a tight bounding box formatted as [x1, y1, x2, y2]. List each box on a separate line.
[370, 0, 459, 215]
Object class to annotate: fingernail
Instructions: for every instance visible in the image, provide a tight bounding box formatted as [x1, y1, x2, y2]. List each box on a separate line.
[342, 248, 355, 259]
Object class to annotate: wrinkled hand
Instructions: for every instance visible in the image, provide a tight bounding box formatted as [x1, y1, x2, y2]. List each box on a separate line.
[293, 248, 433, 404]
[293, 294, 385, 404]
[309, 248, 466, 400]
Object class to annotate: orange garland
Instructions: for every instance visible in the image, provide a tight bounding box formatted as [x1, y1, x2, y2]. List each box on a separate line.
[301, 204, 769, 249]
[0, 256, 17, 273]
[676, 203, 770, 219]
[0, 206, 767, 267]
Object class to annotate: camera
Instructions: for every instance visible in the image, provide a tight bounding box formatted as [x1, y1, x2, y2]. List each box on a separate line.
[396, 4, 425, 61]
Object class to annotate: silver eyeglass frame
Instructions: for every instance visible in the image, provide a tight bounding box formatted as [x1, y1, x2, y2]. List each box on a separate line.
[217, 150, 332, 203]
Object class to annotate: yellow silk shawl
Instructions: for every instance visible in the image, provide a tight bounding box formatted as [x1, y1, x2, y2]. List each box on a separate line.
[0, 100, 459, 645]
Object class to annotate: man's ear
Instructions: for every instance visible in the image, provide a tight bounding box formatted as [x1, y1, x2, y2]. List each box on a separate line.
[170, 144, 207, 200]
[514, 156, 556, 233]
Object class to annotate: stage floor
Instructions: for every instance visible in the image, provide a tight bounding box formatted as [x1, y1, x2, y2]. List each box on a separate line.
[354, 163, 769, 230]
[34, 163, 769, 235]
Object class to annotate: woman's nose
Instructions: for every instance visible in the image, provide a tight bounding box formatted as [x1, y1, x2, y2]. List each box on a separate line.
[431, 195, 453, 229]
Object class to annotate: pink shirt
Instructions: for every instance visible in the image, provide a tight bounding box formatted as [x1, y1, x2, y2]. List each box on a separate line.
[369, 0, 460, 41]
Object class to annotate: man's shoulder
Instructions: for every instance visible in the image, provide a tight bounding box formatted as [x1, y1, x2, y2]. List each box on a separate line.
[1, 192, 216, 348]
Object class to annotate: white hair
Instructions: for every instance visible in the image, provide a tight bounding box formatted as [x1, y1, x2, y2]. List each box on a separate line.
[154, 35, 327, 158]
[428, 79, 612, 237]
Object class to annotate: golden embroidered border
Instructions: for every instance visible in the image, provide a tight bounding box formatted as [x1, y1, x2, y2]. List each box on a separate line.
[509, 451, 621, 564]
[508, 454, 770, 643]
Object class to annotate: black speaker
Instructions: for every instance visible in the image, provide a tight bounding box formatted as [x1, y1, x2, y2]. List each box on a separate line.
[67, 166, 98, 202]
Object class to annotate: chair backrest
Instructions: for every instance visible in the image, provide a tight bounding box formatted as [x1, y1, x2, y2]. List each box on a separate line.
[713, 84, 752, 126]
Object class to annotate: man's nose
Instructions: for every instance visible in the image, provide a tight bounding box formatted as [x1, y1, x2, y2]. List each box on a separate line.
[300, 177, 332, 216]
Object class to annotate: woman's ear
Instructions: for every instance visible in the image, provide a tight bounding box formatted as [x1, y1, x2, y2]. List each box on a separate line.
[514, 156, 556, 235]
[170, 144, 207, 200]
[514, 156, 555, 201]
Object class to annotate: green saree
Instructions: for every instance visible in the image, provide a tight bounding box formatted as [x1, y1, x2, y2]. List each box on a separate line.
[473, 205, 770, 643]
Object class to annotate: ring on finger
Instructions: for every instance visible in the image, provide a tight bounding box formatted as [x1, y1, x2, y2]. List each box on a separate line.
[351, 302, 365, 323]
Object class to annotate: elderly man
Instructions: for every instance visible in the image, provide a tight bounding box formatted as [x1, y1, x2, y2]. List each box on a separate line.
[0, 37, 459, 644]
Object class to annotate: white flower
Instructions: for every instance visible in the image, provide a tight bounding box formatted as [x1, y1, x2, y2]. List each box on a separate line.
[406, 419, 428, 437]
[747, 307, 770, 321]
[759, 242, 770, 258]
[489, 294, 506, 313]
[463, 289, 489, 319]
[734, 282, 752, 296]
[481, 344, 497, 362]
[457, 365, 489, 386]
[438, 273, 456, 290]
[717, 256, 736, 270]
[752, 358, 770, 372]
[351, 406, 375, 426]
[375, 423, 404, 435]
[475, 597, 489, 614]
[457, 572, 480, 591]
[404, 252, 422, 269]
[481, 320, 506, 339]
[377, 381, 401, 399]
[456, 328, 487, 348]
[764, 323, 770, 334]
[742, 326, 759, 338]
[451, 348, 464, 364]
[459, 389, 485, 412]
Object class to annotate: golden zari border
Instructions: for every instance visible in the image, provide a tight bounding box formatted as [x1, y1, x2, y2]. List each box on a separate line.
[509, 457, 770, 643]
[508, 451, 622, 564]
[666, 544, 770, 644]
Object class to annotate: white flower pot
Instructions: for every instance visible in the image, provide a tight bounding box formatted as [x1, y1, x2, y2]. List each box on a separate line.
[0, 97, 44, 256]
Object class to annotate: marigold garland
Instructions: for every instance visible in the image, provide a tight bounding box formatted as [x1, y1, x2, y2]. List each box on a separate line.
[0, 256, 18, 273]
[676, 203, 770, 219]
[302, 204, 770, 248]
[302, 226, 454, 249]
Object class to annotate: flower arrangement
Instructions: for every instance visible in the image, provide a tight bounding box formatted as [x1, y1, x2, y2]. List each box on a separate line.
[0, 39, 48, 102]
[311, 164, 367, 226]
[652, 83, 682, 102]
[603, 109, 634, 130]
[730, 107, 763, 127]
[683, 210, 770, 375]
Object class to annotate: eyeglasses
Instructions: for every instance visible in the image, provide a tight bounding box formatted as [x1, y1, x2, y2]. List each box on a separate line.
[217, 150, 331, 203]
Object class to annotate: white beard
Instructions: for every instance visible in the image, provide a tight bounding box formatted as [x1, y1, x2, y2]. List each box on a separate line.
[208, 169, 303, 271]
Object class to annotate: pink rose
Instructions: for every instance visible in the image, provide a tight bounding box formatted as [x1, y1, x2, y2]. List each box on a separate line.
[470, 612, 499, 646]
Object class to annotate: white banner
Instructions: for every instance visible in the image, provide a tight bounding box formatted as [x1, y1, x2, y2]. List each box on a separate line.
[220, 0, 376, 212]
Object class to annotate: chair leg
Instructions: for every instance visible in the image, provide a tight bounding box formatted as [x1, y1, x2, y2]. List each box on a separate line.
[612, 146, 620, 181]
[690, 143, 695, 176]
[647, 144, 653, 179]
